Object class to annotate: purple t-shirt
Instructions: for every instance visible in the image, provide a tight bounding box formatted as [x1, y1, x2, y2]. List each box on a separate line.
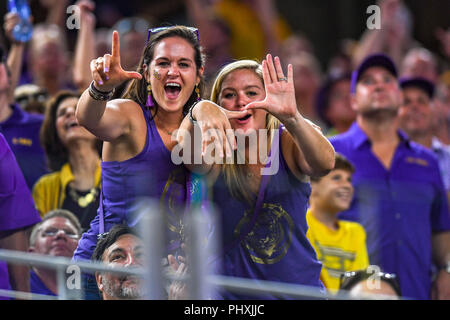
[330, 122, 450, 300]
[0, 133, 41, 297]
[29, 269, 56, 297]
[0, 104, 48, 190]
[73, 105, 188, 261]
[212, 128, 324, 299]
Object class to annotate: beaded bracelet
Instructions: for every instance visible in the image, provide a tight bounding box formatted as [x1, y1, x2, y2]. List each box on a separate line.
[88, 81, 115, 101]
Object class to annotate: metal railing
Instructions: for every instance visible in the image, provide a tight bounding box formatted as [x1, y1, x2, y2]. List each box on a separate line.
[0, 199, 405, 300]
[0, 248, 405, 300]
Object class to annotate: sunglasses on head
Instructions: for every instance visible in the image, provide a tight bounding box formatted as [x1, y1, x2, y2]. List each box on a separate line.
[339, 268, 401, 296]
[146, 26, 200, 46]
[97, 232, 109, 241]
[16, 91, 48, 107]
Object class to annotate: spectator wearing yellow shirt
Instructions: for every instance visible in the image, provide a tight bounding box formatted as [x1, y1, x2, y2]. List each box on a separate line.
[306, 153, 369, 293]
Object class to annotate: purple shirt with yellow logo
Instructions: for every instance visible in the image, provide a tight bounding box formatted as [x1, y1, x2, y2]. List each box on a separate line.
[212, 128, 324, 299]
[0, 105, 48, 190]
[330, 122, 450, 300]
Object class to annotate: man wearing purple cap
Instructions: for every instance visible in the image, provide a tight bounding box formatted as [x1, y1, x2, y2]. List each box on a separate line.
[329, 54, 450, 300]
[398, 77, 450, 204]
[0, 132, 41, 298]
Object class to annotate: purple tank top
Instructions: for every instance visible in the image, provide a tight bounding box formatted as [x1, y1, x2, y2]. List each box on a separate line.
[73, 105, 188, 261]
[212, 128, 324, 299]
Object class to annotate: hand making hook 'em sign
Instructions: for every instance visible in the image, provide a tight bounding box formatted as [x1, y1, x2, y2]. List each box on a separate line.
[90, 30, 142, 92]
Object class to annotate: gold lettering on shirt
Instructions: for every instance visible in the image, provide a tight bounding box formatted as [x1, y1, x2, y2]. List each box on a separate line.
[405, 157, 428, 167]
[12, 137, 33, 147]
[314, 242, 356, 279]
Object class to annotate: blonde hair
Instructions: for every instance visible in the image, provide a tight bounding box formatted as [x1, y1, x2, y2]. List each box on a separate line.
[210, 60, 280, 203]
[29, 209, 82, 247]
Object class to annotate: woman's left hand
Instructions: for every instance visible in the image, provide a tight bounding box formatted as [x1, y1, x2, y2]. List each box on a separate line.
[244, 54, 299, 123]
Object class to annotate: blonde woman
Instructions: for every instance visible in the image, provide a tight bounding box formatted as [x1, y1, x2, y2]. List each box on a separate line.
[177, 55, 335, 299]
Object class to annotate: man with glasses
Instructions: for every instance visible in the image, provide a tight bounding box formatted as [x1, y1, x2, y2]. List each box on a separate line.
[28, 209, 82, 297]
[339, 266, 402, 299]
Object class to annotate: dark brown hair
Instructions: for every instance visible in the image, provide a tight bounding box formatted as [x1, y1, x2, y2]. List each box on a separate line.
[310, 153, 354, 182]
[40, 90, 102, 171]
[92, 224, 139, 262]
[122, 25, 206, 117]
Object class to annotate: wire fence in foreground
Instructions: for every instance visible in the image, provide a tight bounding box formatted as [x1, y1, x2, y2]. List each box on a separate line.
[0, 199, 405, 300]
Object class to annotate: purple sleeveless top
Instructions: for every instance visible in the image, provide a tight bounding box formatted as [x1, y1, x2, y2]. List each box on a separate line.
[73, 105, 188, 261]
[212, 128, 324, 299]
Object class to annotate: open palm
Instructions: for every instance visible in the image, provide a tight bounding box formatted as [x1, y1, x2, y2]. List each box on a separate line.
[245, 54, 298, 122]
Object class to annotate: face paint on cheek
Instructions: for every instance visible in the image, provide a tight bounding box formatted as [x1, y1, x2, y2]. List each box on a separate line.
[153, 70, 162, 80]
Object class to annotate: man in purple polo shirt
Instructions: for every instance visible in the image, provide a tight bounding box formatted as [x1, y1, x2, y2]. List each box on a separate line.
[0, 132, 41, 299]
[0, 47, 48, 190]
[329, 53, 450, 300]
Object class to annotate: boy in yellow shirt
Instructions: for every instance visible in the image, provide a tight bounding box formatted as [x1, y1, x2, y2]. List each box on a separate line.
[306, 153, 369, 293]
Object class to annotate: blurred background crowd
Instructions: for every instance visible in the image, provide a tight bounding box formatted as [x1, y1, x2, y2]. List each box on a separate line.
[0, 0, 449, 140]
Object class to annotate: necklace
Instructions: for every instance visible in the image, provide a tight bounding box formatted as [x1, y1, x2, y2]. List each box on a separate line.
[69, 186, 99, 208]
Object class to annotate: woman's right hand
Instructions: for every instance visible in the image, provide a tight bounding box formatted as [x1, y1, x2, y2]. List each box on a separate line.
[90, 30, 142, 92]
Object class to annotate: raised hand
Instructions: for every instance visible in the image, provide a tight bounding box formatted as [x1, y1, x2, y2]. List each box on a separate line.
[168, 254, 189, 300]
[90, 30, 142, 91]
[76, 0, 96, 27]
[3, 12, 24, 43]
[244, 54, 298, 123]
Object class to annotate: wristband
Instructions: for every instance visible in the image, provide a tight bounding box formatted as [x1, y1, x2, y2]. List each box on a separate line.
[188, 100, 201, 125]
[88, 81, 115, 101]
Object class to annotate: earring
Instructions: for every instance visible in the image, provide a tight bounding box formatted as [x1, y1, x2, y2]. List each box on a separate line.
[195, 85, 201, 101]
[146, 84, 154, 107]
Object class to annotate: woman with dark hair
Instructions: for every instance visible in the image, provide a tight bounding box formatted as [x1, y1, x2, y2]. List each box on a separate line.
[32, 90, 102, 231]
[73, 26, 207, 263]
